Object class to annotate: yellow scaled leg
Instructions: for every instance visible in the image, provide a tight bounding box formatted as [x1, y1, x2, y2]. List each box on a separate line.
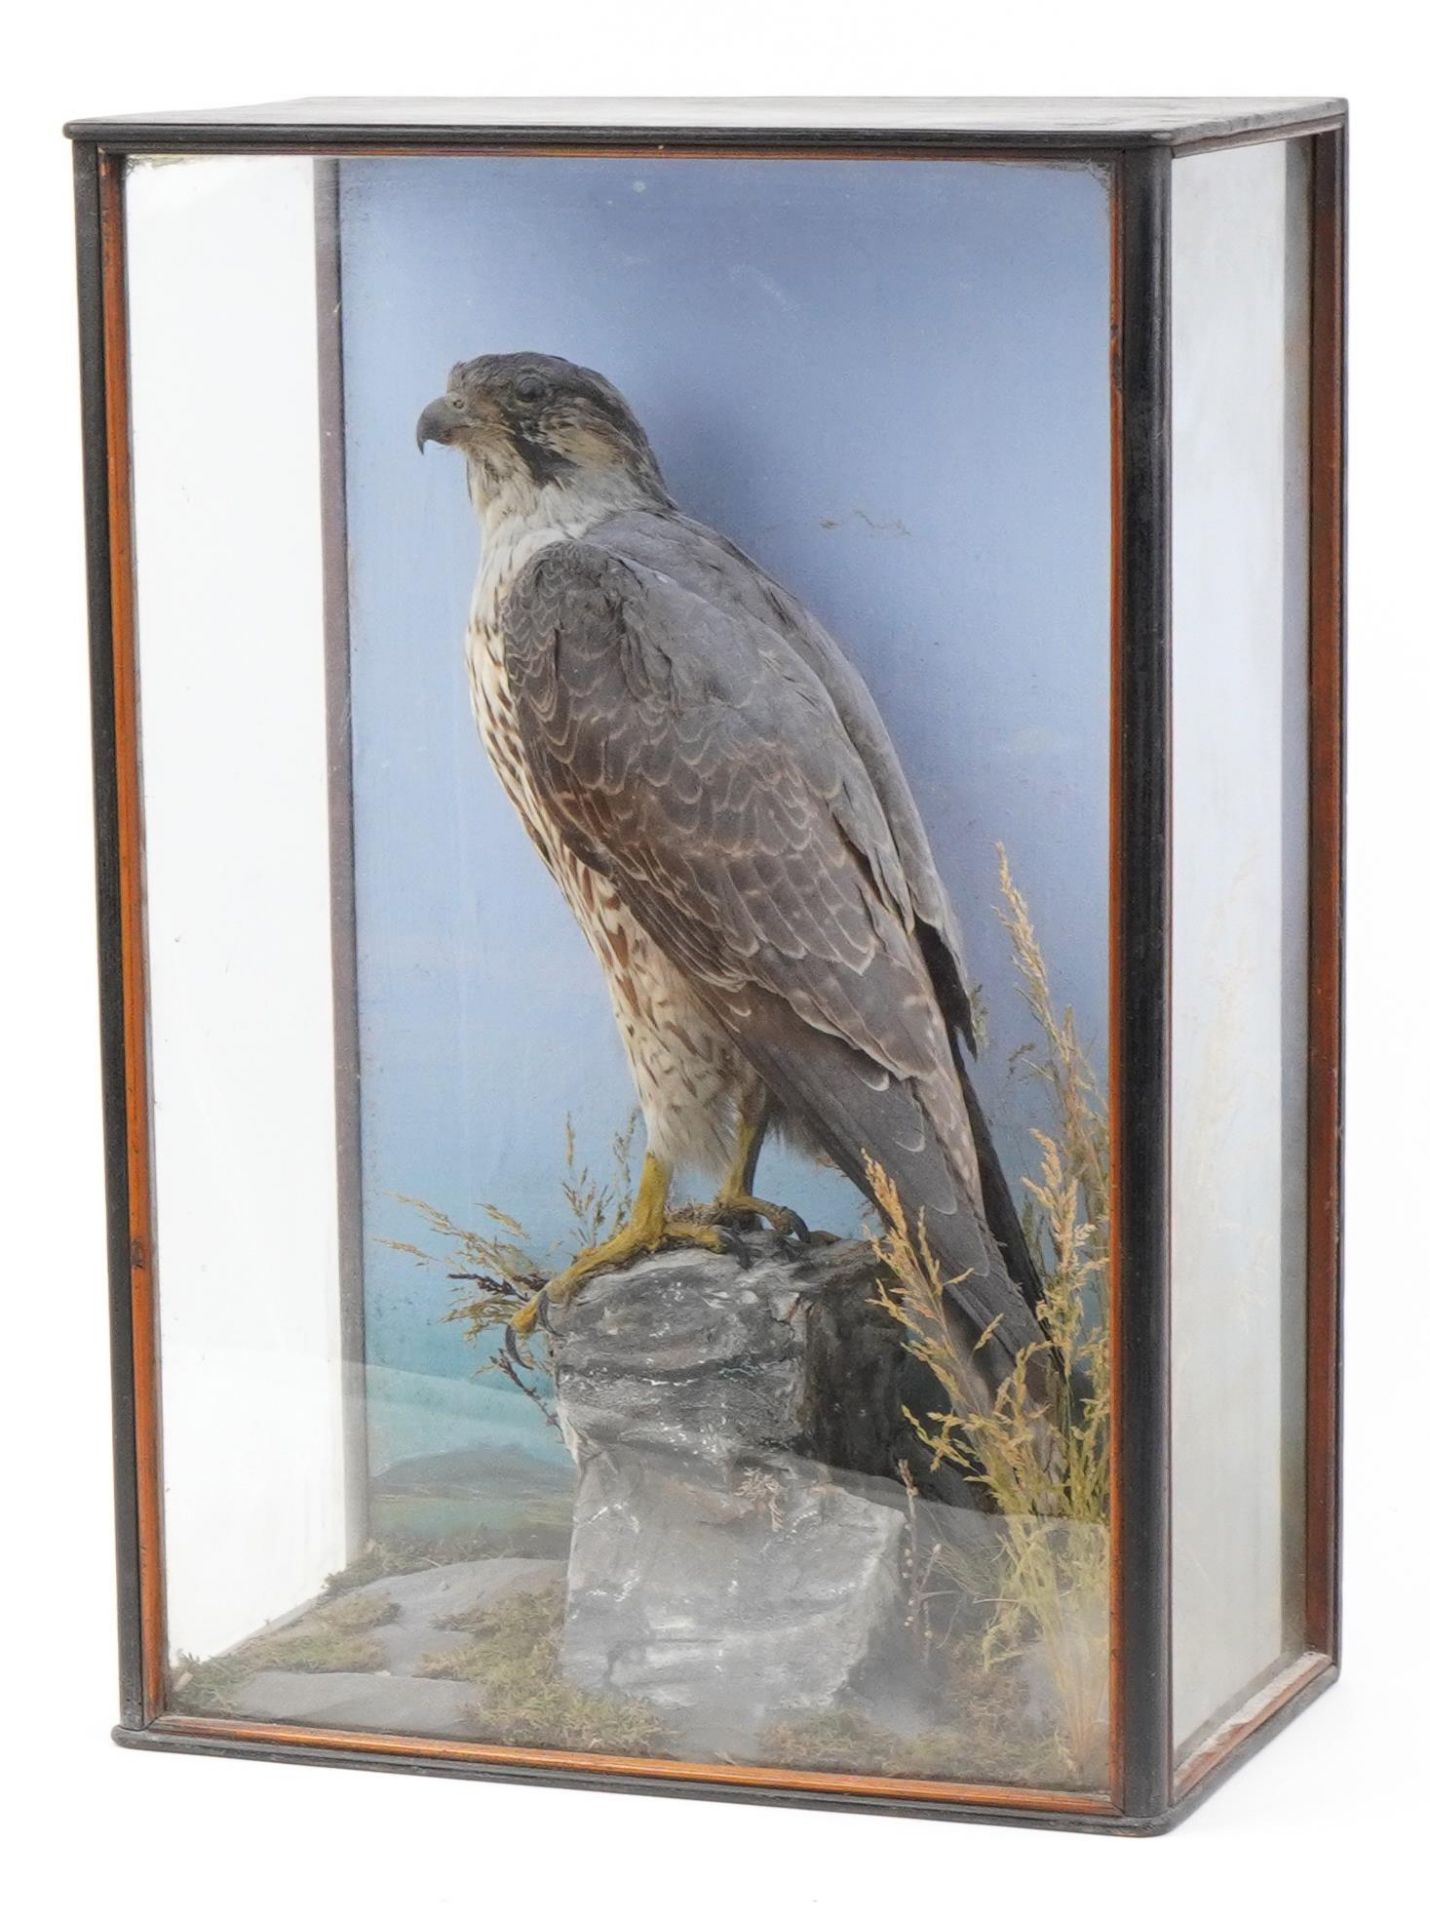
[510, 1153, 736, 1337]
[709, 1110, 810, 1243]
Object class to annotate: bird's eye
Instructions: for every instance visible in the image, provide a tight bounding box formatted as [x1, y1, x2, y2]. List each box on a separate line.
[446, 391, 467, 412]
[513, 374, 546, 406]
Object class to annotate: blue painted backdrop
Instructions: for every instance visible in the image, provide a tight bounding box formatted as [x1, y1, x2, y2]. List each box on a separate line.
[338, 154, 1111, 1476]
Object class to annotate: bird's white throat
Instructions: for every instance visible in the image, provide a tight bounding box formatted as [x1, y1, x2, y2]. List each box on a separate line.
[466, 454, 659, 551]
[465, 460, 658, 652]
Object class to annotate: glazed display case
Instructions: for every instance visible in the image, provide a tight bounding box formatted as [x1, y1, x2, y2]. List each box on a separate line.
[68, 96, 1346, 1833]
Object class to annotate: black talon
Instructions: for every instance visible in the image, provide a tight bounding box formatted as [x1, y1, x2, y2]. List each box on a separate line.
[715, 1226, 753, 1268]
[706, 1197, 809, 1244]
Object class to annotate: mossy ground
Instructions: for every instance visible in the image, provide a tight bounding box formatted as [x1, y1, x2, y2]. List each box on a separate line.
[172, 1573, 665, 1757]
[421, 1585, 667, 1755]
[320, 1529, 564, 1597]
[171, 1590, 401, 1713]
[762, 1639, 1082, 1787]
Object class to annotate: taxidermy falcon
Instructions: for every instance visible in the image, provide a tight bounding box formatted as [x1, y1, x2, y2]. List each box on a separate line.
[417, 353, 1046, 1392]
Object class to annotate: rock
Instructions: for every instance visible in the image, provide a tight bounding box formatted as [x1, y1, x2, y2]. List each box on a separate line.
[224, 1558, 565, 1738]
[359, 1558, 562, 1675]
[544, 1233, 950, 1749]
[546, 1230, 971, 1498]
[559, 1444, 912, 1754]
[231, 1669, 477, 1737]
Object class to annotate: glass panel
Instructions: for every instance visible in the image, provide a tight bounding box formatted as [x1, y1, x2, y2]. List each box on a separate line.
[1169, 137, 1311, 1761]
[128, 149, 1114, 1793]
[125, 154, 353, 1658]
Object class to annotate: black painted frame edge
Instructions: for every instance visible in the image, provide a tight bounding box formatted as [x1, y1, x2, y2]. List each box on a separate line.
[1329, 125, 1348, 1672]
[314, 157, 371, 1562]
[74, 136, 146, 1731]
[1111, 144, 1173, 1823]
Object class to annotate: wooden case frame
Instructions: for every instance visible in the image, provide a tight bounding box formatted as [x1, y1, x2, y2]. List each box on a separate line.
[68, 97, 1347, 1835]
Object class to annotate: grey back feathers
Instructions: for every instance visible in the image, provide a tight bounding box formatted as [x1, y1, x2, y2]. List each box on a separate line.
[498, 505, 1046, 1378]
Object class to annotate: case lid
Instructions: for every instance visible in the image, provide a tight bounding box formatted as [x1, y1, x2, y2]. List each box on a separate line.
[66, 95, 1346, 149]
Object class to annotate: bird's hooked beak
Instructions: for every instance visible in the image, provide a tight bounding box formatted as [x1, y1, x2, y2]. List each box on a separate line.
[415, 392, 469, 454]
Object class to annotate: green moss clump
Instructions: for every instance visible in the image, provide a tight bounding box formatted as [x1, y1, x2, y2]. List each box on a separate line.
[321, 1536, 468, 1595]
[762, 1645, 1099, 1790]
[314, 1589, 399, 1633]
[760, 1709, 1063, 1788]
[171, 1589, 398, 1712]
[761, 1709, 913, 1776]
[257, 1621, 385, 1676]
[421, 1586, 666, 1756]
[321, 1527, 569, 1597]
[169, 1650, 261, 1715]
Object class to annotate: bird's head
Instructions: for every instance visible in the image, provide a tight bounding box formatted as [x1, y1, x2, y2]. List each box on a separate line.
[416, 352, 671, 528]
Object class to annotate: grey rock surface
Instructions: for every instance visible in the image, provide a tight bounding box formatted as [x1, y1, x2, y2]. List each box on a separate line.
[545, 1233, 943, 1746]
[233, 1669, 478, 1736]
[561, 1444, 912, 1751]
[546, 1230, 959, 1492]
[227, 1558, 563, 1736]
[361, 1557, 561, 1675]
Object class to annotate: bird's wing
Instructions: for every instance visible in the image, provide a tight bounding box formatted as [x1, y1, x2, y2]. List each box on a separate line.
[589, 509, 979, 1049]
[499, 534, 1043, 1367]
[585, 512, 1045, 1323]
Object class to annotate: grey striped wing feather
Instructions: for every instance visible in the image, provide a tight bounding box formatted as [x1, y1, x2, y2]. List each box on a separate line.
[499, 508, 1043, 1372]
